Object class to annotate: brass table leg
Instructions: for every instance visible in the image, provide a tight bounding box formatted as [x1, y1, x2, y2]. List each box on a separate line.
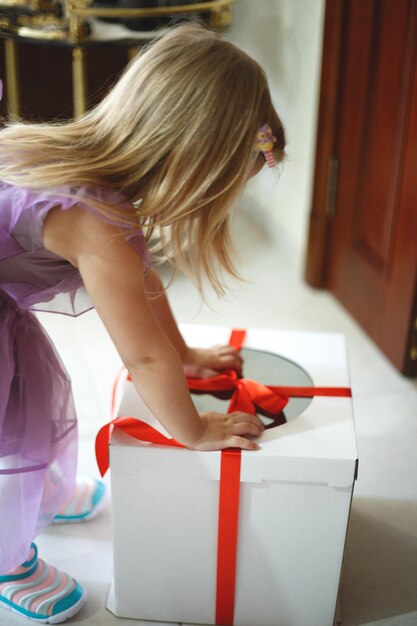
[72, 46, 87, 117]
[128, 46, 139, 62]
[4, 39, 20, 121]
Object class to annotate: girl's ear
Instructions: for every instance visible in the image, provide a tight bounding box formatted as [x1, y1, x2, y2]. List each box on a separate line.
[248, 153, 265, 179]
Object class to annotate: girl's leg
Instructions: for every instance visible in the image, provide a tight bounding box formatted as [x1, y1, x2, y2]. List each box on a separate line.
[1, 298, 86, 622]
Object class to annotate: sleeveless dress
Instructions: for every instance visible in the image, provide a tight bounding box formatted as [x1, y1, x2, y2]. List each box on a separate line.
[0, 181, 150, 572]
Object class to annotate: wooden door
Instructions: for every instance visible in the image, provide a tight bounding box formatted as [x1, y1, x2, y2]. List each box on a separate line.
[305, 0, 417, 376]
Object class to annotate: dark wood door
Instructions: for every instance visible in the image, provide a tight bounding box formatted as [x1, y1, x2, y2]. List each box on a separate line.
[305, 0, 417, 376]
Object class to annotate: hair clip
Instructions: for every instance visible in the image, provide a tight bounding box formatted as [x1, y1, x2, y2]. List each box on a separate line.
[0, 79, 3, 101]
[255, 124, 277, 168]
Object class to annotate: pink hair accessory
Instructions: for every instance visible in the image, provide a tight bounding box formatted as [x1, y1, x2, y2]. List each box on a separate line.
[255, 123, 277, 168]
[0, 79, 3, 101]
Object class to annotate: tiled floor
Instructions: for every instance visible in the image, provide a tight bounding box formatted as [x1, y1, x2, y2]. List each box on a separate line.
[3, 211, 417, 626]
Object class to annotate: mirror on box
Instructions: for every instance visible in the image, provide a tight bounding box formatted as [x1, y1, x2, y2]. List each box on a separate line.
[189, 348, 314, 430]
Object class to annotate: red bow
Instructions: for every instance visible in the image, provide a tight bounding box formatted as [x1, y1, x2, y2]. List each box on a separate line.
[186, 369, 289, 416]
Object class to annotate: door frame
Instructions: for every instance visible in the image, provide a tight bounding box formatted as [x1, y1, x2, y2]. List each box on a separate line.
[304, 0, 345, 289]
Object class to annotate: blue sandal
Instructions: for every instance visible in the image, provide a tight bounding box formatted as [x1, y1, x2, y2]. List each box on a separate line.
[0, 544, 86, 623]
[53, 476, 106, 524]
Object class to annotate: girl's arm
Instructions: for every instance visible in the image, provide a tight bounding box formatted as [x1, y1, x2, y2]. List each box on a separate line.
[43, 206, 263, 451]
[145, 268, 243, 374]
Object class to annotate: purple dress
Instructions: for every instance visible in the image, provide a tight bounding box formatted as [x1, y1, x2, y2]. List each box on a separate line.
[0, 181, 150, 572]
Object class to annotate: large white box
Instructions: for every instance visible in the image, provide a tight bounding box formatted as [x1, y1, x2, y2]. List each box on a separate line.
[106, 326, 358, 626]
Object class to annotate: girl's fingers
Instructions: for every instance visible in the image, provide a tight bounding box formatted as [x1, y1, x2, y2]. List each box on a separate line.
[185, 346, 243, 373]
[231, 422, 263, 437]
[227, 412, 265, 436]
[224, 436, 261, 451]
[184, 364, 218, 379]
[210, 353, 243, 367]
[193, 412, 264, 452]
[229, 412, 264, 430]
[217, 348, 241, 358]
[219, 345, 240, 354]
[218, 343, 240, 351]
[221, 354, 243, 366]
[215, 345, 243, 365]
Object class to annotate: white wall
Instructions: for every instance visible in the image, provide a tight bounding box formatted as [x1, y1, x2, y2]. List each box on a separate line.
[226, 0, 325, 274]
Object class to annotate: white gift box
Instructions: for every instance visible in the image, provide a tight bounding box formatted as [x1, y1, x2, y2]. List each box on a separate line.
[105, 326, 358, 626]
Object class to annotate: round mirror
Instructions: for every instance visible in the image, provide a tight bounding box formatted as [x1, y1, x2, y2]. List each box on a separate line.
[191, 347, 314, 429]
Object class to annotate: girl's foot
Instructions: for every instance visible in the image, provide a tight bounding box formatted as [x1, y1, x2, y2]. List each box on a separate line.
[0, 544, 86, 623]
[53, 476, 106, 524]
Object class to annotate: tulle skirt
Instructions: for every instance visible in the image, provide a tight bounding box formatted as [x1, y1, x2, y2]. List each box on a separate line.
[0, 292, 78, 572]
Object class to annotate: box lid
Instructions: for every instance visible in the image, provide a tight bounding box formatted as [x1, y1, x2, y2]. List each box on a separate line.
[110, 327, 358, 488]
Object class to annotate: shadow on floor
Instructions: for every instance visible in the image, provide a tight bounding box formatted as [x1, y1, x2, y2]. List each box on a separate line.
[341, 497, 417, 625]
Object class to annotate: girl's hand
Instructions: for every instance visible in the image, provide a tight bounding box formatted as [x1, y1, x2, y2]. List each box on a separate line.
[183, 345, 243, 379]
[189, 411, 264, 451]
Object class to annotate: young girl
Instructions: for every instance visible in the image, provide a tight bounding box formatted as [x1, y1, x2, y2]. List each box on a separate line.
[0, 23, 285, 623]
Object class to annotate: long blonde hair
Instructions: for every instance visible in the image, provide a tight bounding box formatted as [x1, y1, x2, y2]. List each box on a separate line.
[0, 23, 285, 295]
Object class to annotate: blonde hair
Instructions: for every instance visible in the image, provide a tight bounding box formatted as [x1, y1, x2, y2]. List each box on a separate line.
[0, 23, 285, 295]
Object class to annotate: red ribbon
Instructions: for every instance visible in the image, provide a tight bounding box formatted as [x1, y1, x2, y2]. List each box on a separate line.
[215, 448, 241, 626]
[95, 328, 351, 625]
[95, 416, 184, 477]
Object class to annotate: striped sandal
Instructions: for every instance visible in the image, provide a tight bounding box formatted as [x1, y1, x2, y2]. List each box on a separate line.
[53, 476, 106, 524]
[0, 544, 86, 623]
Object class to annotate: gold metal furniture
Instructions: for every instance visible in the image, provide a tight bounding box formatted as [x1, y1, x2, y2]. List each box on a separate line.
[0, 0, 234, 119]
